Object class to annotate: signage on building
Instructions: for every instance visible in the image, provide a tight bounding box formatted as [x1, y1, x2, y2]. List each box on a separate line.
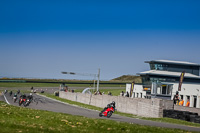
[130, 82, 134, 97]
[178, 71, 185, 91]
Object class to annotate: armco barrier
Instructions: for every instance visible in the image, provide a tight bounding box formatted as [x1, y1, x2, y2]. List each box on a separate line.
[59, 91, 173, 118]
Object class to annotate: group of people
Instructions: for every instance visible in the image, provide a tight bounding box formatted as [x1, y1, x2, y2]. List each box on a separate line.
[121, 91, 129, 97]
[94, 91, 113, 96]
[4, 89, 33, 106]
[173, 91, 190, 107]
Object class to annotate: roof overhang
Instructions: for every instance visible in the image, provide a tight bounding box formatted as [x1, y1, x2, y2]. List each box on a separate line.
[137, 70, 200, 79]
[145, 60, 200, 67]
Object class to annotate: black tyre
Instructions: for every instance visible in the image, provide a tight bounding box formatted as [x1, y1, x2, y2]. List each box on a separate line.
[99, 112, 103, 117]
[107, 111, 112, 118]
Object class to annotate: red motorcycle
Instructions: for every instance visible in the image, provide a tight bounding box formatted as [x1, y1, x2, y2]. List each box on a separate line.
[99, 106, 115, 118]
[19, 97, 26, 106]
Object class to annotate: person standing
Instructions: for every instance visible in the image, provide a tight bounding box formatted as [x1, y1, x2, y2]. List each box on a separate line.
[173, 91, 179, 105]
[186, 99, 190, 107]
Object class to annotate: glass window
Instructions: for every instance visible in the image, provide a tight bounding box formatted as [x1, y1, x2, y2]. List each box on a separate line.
[162, 85, 167, 94]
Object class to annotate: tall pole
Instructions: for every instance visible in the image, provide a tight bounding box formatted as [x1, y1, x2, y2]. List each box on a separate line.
[97, 68, 100, 92]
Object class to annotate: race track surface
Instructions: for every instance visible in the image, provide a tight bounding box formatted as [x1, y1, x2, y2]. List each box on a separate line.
[1, 92, 200, 132]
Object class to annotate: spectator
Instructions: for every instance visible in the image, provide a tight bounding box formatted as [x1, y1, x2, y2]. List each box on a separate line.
[108, 92, 112, 96]
[186, 99, 190, 107]
[179, 99, 184, 106]
[94, 91, 97, 95]
[126, 91, 129, 97]
[173, 91, 179, 105]
[121, 91, 124, 96]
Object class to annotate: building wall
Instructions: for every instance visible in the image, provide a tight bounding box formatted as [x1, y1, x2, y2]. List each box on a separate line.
[126, 84, 146, 98]
[170, 82, 200, 108]
[126, 82, 200, 108]
[59, 91, 173, 118]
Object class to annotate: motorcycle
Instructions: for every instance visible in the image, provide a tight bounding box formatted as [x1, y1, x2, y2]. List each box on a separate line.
[99, 106, 115, 118]
[24, 99, 31, 107]
[17, 90, 20, 94]
[9, 91, 12, 96]
[19, 97, 26, 106]
[13, 97, 17, 103]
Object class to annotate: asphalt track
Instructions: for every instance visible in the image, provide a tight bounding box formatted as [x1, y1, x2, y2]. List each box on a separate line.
[1, 92, 200, 132]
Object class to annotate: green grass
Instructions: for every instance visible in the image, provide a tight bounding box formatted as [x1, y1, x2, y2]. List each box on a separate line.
[0, 82, 125, 88]
[40, 93, 200, 128]
[0, 101, 194, 133]
[0, 82, 60, 88]
[75, 88, 125, 96]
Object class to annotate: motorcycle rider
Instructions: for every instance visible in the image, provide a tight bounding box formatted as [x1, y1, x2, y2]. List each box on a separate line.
[22, 94, 26, 99]
[9, 91, 13, 96]
[13, 93, 17, 98]
[27, 93, 33, 101]
[110, 101, 115, 108]
[17, 89, 20, 94]
[4, 89, 8, 94]
[102, 101, 116, 112]
[13, 93, 17, 102]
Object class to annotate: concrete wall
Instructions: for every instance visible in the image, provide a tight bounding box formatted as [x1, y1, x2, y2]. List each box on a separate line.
[59, 91, 173, 118]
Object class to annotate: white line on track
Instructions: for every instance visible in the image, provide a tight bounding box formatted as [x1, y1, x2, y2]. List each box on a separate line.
[2, 92, 10, 105]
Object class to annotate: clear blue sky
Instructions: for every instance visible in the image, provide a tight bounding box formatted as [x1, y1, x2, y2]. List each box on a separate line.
[0, 0, 200, 80]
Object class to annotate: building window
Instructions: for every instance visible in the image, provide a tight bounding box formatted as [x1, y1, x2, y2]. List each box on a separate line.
[194, 96, 197, 108]
[162, 85, 167, 95]
[141, 93, 142, 98]
[180, 95, 183, 100]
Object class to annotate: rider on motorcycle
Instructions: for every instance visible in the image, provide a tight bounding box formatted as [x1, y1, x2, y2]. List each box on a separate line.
[103, 101, 116, 112]
[13, 93, 17, 102]
[13, 93, 17, 98]
[17, 89, 20, 94]
[9, 91, 13, 96]
[27, 93, 33, 101]
[4, 89, 8, 94]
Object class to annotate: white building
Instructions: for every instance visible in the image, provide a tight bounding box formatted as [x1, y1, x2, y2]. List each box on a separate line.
[126, 60, 200, 108]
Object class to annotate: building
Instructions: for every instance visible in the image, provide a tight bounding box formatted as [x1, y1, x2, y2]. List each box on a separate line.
[126, 60, 200, 108]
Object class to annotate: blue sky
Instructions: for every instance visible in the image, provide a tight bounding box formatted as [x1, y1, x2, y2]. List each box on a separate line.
[0, 0, 200, 80]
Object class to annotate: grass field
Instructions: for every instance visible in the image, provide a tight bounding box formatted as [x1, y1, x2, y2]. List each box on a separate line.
[0, 82, 125, 88]
[0, 101, 193, 133]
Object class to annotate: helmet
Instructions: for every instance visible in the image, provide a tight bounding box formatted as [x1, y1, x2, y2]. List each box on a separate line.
[112, 101, 115, 105]
[30, 93, 32, 96]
